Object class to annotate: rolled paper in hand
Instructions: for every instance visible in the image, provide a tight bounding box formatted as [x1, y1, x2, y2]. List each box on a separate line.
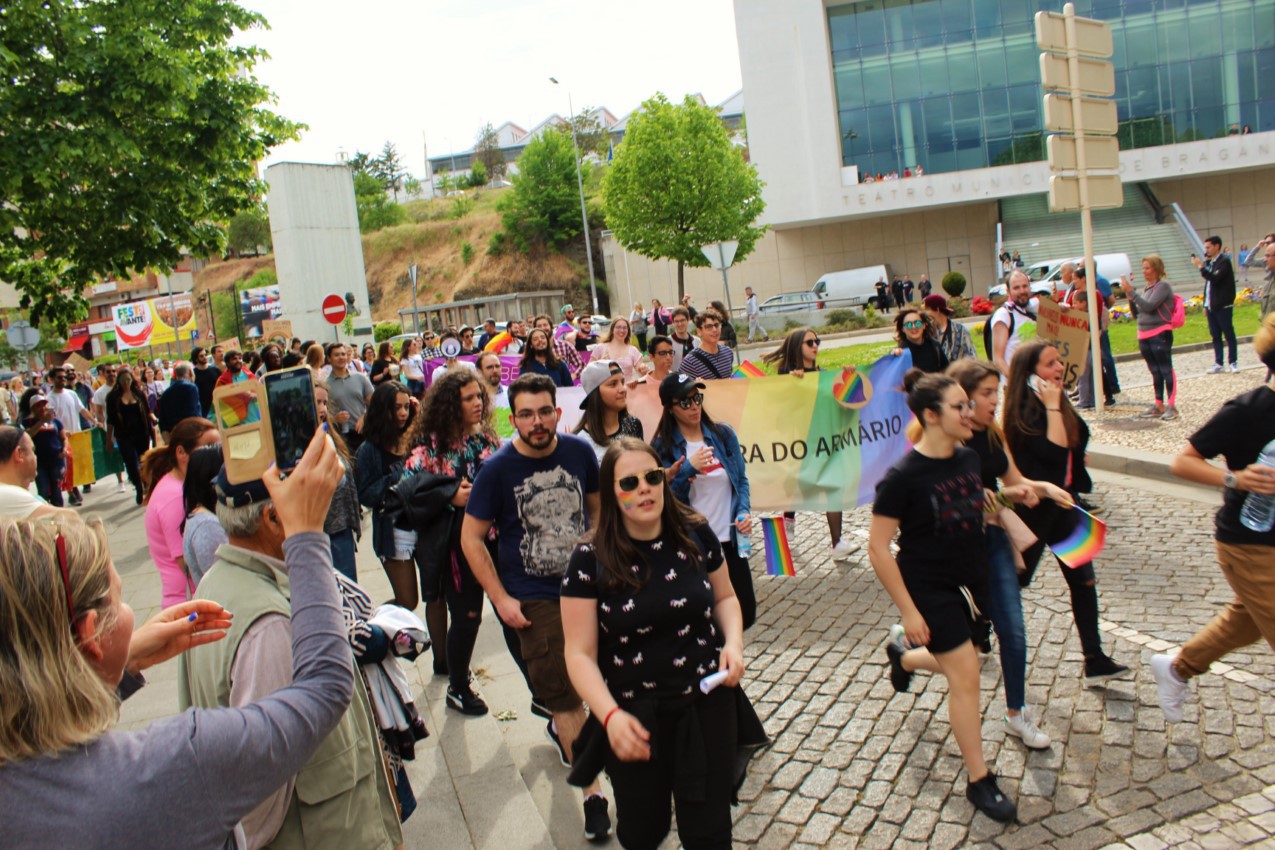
[699, 670, 730, 694]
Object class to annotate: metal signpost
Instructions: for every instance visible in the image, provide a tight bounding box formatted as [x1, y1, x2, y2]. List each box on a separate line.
[408, 264, 420, 334]
[1038, 3, 1121, 411]
[701, 240, 741, 319]
[322, 293, 347, 343]
[6, 320, 41, 373]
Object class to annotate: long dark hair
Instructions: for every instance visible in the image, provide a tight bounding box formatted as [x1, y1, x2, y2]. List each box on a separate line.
[1003, 340, 1081, 453]
[946, 358, 1005, 449]
[521, 328, 560, 371]
[106, 370, 145, 416]
[408, 369, 496, 455]
[140, 418, 216, 502]
[762, 327, 816, 374]
[574, 365, 627, 444]
[362, 382, 414, 456]
[589, 437, 707, 593]
[180, 444, 223, 534]
[653, 395, 723, 459]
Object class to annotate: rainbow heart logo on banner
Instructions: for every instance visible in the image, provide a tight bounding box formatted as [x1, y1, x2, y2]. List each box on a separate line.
[832, 366, 872, 409]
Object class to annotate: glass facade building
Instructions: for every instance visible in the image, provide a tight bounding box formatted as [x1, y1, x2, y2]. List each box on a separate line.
[829, 0, 1275, 178]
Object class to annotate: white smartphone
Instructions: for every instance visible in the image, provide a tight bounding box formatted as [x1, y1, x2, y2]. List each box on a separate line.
[1027, 375, 1045, 395]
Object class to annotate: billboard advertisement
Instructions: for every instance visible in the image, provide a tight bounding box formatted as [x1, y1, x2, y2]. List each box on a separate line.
[111, 293, 196, 350]
[240, 285, 283, 341]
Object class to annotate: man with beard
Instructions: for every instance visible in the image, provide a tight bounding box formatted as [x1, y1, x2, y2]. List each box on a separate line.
[477, 351, 507, 408]
[990, 271, 1036, 375]
[460, 374, 611, 842]
[192, 347, 221, 417]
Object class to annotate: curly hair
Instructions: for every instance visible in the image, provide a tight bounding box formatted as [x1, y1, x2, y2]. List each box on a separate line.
[894, 306, 935, 346]
[361, 382, 414, 456]
[407, 369, 495, 454]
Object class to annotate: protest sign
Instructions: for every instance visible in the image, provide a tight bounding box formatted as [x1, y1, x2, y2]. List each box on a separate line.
[261, 320, 293, 348]
[1035, 298, 1091, 389]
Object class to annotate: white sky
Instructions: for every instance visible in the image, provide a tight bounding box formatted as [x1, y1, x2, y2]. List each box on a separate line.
[241, 0, 744, 174]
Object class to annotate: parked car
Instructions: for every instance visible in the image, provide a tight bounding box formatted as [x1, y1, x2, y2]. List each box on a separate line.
[759, 292, 821, 313]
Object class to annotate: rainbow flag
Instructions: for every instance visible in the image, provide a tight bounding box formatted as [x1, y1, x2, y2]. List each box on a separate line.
[1052, 505, 1107, 568]
[760, 517, 796, 576]
[733, 360, 766, 379]
[484, 330, 514, 352]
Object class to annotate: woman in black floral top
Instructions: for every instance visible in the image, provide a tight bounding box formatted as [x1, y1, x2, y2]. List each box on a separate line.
[399, 369, 500, 714]
[562, 437, 745, 850]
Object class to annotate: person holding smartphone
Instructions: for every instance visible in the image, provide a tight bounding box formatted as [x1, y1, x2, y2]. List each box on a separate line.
[1120, 255, 1178, 421]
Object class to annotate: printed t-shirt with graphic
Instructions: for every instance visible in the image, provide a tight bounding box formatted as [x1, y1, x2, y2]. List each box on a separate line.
[561, 523, 724, 699]
[1188, 386, 1275, 547]
[466, 434, 599, 601]
[873, 447, 986, 584]
[685, 439, 733, 542]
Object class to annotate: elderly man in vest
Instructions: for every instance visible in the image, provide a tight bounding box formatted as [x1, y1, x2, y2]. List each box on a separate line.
[180, 468, 402, 850]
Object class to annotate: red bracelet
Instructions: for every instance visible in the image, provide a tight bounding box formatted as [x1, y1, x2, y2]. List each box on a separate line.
[603, 706, 621, 730]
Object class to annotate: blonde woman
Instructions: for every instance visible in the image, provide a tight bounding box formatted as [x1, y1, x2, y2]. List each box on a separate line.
[590, 316, 644, 380]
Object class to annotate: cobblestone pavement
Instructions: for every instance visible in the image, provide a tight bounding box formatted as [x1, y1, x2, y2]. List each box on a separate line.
[731, 476, 1275, 850]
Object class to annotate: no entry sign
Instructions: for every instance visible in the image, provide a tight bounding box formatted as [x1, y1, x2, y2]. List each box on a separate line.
[322, 293, 347, 326]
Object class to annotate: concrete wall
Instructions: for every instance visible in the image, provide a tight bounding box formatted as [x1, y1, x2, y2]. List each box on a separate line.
[1151, 167, 1275, 255]
[266, 163, 374, 345]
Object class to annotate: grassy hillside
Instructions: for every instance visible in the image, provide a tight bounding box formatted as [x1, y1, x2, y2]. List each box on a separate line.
[193, 186, 597, 328]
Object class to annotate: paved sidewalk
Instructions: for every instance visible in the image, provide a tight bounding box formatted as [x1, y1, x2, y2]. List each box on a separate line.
[102, 465, 1274, 849]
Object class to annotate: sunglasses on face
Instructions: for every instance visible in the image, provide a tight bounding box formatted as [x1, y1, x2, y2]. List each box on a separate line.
[675, 392, 704, 409]
[652, 349, 674, 356]
[618, 468, 666, 492]
[700, 322, 720, 330]
[903, 320, 925, 330]
[804, 338, 821, 347]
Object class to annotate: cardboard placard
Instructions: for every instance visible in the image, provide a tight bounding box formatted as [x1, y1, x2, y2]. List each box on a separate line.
[211, 378, 272, 484]
[219, 337, 241, 352]
[261, 319, 293, 348]
[1035, 298, 1092, 389]
[66, 353, 92, 373]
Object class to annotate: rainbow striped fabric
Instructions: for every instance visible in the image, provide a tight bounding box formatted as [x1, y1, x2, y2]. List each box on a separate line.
[1052, 505, 1107, 568]
[733, 360, 767, 379]
[760, 516, 796, 576]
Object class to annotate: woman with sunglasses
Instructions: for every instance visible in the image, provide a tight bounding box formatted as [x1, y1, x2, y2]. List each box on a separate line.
[575, 361, 644, 462]
[519, 327, 573, 388]
[590, 317, 643, 381]
[762, 327, 854, 561]
[1003, 341, 1127, 683]
[561, 437, 745, 850]
[652, 373, 756, 630]
[0, 431, 361, 850]
[869, 368, 1016, 823]
[644, 335, 676, 385]
[891, 307, 949, 374]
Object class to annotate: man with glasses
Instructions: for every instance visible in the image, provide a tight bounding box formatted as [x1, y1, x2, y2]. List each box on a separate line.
[46, 367, 97, 505]
[668, 307, 698, 371]
[556, 304, 577, 339]
[645, 335, 676, 384]
[679, 308, 736, 380]
[460, 374, 612, 842]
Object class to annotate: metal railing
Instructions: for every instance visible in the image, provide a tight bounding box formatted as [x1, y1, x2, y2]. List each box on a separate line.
[1168, 202, 1207, 257]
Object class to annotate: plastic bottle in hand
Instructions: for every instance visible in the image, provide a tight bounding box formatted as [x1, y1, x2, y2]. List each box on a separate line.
[735, 513, 751, 558]
[1240, 438, 1275, 533]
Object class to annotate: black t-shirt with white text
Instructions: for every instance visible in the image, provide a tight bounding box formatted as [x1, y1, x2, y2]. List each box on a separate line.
[1188, 386, 1275, 547]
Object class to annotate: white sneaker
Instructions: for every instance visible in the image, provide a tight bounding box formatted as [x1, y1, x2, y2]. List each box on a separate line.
[784, 517, 795, 539]
[888, 623, 905, 646]
[1228, 363, 1240, 373]
[1005, 713, 1051, 749]
[831, 538, 859, 561]
[117, 482, 128, 493]
[1206, 364, 1224, 374]
[1150, 653, 1188, 723]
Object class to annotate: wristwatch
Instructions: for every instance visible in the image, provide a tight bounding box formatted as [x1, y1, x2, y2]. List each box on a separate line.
[1223, 470, 1238, 490]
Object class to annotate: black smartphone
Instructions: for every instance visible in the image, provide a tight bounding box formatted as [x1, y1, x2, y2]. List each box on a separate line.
[262, 366, 318, 473]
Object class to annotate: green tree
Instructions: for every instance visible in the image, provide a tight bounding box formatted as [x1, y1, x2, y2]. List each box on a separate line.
[0, 0, 301, 332]
[353, 172, 406, 232]
[372, 142, 406, 200]
[346, 150, 374, 176]
[602, 93, 766, 299]
[468, 160, 488, 188]
[474, 123, 507, 179]
[497, 129, 581, 252]
[568, 107, 609, 158]
[226, 205, 272, 257]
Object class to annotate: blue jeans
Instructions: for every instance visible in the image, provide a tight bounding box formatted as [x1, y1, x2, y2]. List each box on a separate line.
[1207, 306, 1238, 366]
[35, 460, 65, 507]
[328, 528, 358, 582]
[982, 525, 1027, 712]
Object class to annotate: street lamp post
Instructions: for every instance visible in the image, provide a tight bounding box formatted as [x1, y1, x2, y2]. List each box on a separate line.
[550, 77, 599, 316]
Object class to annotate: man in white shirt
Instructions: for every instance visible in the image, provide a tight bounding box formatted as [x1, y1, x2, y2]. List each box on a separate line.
[745, 286, 769, 343]
[990, 271, 1037, 375]
[45, 367, 96, 505]
[0, 426, 75, 520]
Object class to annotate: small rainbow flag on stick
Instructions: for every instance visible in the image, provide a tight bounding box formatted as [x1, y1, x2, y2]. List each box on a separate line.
[760, 516, 796, 576]
[733, 360, 767, 379]
[1051, 504, 1107, 568]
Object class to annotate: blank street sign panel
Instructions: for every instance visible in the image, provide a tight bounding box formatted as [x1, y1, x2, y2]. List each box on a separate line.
[1049, 174, 1124, 212]
[1044, 94, 1119, 135]
[1039, 54, 1116, 96]
[1035, 11, 1114, 57]
[1047, 135, 1120, 171]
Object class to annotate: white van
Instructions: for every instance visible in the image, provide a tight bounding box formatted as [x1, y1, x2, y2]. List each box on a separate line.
[811, 264, 892, 308]
[989, 253, 1131, 296]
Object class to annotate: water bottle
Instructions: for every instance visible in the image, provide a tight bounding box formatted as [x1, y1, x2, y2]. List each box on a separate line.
[735, 513, 751, 558]
[1240, 439, 1275, 533]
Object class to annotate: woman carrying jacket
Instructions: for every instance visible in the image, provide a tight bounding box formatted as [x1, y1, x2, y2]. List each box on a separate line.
[651, 373, 756, 630]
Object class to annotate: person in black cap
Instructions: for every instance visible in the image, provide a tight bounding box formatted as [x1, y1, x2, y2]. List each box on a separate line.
[652, 373, 756, 629]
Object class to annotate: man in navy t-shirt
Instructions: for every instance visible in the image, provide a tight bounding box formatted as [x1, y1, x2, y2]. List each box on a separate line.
[460, 373, 611, 841]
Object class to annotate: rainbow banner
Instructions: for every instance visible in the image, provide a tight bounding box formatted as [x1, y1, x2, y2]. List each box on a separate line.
[761, 517, 796, 576]
[733, 360, 766, 379]
[1051, 505, 1107, 568]
[620, 352, 915, 512]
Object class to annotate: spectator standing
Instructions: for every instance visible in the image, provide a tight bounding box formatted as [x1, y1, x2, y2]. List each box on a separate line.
[181, 443, 227, 588]
[105, 369, 156, 504]
[629, 302, 649, 353]
[1120, 256, 1178, 421]
[158, 363, 201, 443]
[903, 275, 915, 302]
[649, 298, 671, 337]
[192, 347, 221, 417]
[875, 278, 891, 314]
[919, 274, 933, 299]
[678, 308, 735, 380]
[326, 343, 375, 452]
[460, 374, 612, 841]
[745, 286, 769, 343]
[891, 276, 906, 310]
[1195, 235, 1239, 374]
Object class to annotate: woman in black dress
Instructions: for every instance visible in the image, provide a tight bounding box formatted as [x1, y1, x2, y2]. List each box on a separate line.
[562, 437, 745, 850]
[105, 368, 156, 504]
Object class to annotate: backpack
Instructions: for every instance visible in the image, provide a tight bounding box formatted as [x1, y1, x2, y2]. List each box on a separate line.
[1167, 294, 1186, 329]
[983, 304, 1035, 360]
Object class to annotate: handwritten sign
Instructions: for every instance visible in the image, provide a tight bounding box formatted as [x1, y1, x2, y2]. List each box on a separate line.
[1035, 298, 1091, 390]
[261, 320, 293, 348]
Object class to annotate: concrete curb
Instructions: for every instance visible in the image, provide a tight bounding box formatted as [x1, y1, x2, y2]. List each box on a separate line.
[1087, 442, 1225, 490]
[1111, 335, 1256, 364]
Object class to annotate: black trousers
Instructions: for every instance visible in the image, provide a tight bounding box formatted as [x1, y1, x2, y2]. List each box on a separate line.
[723, 539, 756, 631]
[1018, 502, 1104, 659]
[607, 686, 736, 850]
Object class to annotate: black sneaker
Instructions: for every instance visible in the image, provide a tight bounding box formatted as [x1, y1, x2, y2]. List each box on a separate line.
[1084, 654, 1131, 684]
[885, 641, 912, 693]
[445, 685, 488, 716]
[545, 719, 570, 767]
[530, 694, 552, 720]
[583, 794, 612, 842]
[1074, 495, 1102, 514]
[967, 773, 1017, 823]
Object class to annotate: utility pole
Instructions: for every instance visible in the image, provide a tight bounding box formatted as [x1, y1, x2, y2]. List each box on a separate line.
[550, 77, 599, 316]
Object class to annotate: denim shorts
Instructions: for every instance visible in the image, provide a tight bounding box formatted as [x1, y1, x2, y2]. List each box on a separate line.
[390, 526, 418, 561]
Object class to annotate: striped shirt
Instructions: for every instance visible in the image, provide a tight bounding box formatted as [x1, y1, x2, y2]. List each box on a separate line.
[679, 345, 735, 380]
